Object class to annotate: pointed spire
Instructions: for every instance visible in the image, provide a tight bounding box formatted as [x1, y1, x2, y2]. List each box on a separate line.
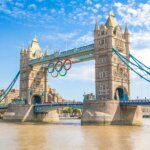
[109, 9, 115, 17]
[125, 23, 129, 34]
[32, 35, 38, 43]
[106, 10, 117, 28]
[21, 48, 25, 54]
[28, 36, 41, 52]
[94, 18, 99, 31]
[45, 47, 49, 56]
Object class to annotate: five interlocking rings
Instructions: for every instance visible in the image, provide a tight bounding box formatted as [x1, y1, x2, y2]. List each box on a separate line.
[48, 59, 72, 78]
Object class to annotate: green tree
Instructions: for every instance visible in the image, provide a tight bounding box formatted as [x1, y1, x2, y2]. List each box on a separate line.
[72, 108, 81, 116]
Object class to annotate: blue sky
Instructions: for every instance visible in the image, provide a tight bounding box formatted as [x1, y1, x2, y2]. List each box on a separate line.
[0, 0, 150, 101]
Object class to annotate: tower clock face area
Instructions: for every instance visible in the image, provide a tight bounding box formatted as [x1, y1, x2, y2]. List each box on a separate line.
[94, 10, 130, 101]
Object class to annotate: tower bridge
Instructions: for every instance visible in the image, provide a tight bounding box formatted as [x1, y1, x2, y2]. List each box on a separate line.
[1, 10, 150, 125]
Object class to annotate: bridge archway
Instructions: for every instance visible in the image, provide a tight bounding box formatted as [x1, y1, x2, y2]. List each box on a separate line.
[32, 95, 42, 104]
[114, 87, 128, 101]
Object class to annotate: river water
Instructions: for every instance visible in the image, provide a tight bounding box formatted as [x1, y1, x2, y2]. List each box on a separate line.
[0, 119, 150, 150]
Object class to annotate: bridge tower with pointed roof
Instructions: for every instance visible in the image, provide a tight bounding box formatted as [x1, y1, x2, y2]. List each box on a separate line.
[94, 10, 130, 101]
[20, 37, 48, 104]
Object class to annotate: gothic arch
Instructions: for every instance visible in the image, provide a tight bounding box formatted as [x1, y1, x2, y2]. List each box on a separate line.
[114, 86, 128, 101]
[32, 95, 42, 104]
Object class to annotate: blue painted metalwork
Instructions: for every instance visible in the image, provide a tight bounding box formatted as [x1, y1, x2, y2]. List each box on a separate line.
[0, 71, 20, 102]
[34, 102, 83, 113]
[129, 53, 150, 70]
[11, 99, 26, 105]
[112, 48, 150, 75]
[114, 88, 129, 101]
[120, 100, 150, 106]
[29, 44, 94, 65]
[0, 104, 8, 110]
[33, 95, 42, 104]
[33, 100, 150, 113]
[112, 48, 150, 82]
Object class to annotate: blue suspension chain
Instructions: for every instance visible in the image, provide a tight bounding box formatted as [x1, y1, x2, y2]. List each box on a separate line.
[129, 53, 150, 70]
[0, 71, 20, 102]
[112, 48, 150, 82]
[112, 48, 150, 75]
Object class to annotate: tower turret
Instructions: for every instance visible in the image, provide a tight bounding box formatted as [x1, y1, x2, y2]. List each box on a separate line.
[94, 10, 130, 101]
[94, 18, 99, 31]
[124, 24, 130, 56]
[106, 10, 118, 28]
[20, 37, 48, 104]
[124, 24, 130, 43]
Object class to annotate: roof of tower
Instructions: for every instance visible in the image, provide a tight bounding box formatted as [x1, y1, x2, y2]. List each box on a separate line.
[109, 10, 115, 17]
[32, 36, 38, 43]
[29, 36, 41, 52]
[105, 10, 118, 28]
[100, 24, 107, 30]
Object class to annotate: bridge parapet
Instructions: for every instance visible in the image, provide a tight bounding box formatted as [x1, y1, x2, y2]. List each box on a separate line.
[120, 100, 150, 106]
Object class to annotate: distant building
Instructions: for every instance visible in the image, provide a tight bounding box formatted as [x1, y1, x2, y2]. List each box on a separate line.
[0, 89, 19, 104]
[0, 86, 64, 104]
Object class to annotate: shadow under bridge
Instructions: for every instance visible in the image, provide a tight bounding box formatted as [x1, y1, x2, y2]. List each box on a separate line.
[33, 102, 83, 113]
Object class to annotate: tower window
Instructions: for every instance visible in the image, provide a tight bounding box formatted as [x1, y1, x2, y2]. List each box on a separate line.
[101, 31, 105, 35]
[101, 39, 104, 45]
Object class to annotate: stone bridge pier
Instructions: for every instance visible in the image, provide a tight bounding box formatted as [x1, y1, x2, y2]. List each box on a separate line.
[3, 104, 59, 122]
[81, 100, 142, 125]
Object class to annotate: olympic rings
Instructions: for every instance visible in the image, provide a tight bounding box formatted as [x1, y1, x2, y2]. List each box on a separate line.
[55, 60, 63, 72]
[48, 62, 55, 73]
[48, 59, 72, 78]
[59, 69, 67, 77]
[63, 59, 72, 70]
[51, 71, 59, 78]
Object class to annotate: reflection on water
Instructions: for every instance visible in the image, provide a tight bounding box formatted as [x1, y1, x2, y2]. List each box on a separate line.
[0, 119, 150, 150]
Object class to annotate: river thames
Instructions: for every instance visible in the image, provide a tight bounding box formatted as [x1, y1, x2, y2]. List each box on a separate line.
[0, 119, 150, 150]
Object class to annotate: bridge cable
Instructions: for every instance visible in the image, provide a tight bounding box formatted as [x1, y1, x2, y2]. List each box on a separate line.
[0, 71, 20, 102]
[112, 48, 150, 82]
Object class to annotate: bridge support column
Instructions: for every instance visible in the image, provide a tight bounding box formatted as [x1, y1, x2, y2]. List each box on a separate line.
[81, 100, 143, 125]
[3, 104, 59, 122]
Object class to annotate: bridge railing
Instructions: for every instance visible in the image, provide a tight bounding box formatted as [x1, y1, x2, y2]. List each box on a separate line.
[120, 100, 150, 105]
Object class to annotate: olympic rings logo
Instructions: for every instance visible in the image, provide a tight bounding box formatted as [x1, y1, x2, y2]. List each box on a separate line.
[48, 59, 72, 78]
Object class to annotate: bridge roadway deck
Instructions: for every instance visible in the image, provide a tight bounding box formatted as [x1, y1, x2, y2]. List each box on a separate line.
[1, 100, 150, 113]
[34, 100, 150, 113]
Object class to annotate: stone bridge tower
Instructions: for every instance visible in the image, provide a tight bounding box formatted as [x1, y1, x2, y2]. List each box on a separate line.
[20, 37, 48, 104]
[94, 10, 130, 101]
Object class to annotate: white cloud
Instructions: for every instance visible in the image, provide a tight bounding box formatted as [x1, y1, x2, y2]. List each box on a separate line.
[92, 8, 98, 13]
[64, 63, 95, 81]
[15, 2, 23, 7]
[125, 48, 150, 81]
[95, 4, 101, 9]
[86, 0, 92, 5]
[131, 31, 150, 49]
[51, 9, 56, 13]
[73, 32, 93, 47]
[41, 32, 78, 44]
[28, 4, 37, 10]
[58, 8, 65, 14]
[114, 2, 150, 28]
[36, 0, 43, 2]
